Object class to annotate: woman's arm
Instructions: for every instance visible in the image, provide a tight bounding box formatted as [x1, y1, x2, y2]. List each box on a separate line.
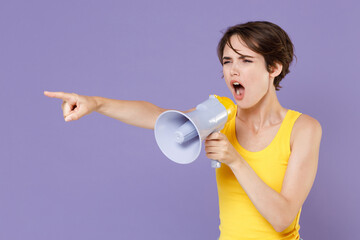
[94, 96, 165, 129]
[205, 114, 322, 232]
[44, 91, 195, 130]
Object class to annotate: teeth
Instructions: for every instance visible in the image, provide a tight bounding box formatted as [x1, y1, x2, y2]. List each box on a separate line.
[236, 88, 240, 95]
[233, 82, 240, 86]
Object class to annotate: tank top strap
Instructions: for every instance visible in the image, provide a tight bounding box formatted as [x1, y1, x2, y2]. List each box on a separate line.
[275, 109, 302, 154]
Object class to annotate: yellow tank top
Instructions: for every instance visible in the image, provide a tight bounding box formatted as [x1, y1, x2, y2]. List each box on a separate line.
[216, 102, 302, 240]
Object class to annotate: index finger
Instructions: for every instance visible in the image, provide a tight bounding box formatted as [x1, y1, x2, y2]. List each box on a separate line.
[44, 91, 73, 101]
[206, 132, 222, 140]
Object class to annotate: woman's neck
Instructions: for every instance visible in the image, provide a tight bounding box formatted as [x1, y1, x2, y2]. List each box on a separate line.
[236, 86, 286, 133]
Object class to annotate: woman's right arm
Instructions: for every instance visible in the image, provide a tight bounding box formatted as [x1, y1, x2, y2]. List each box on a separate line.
[94, 96, 166, 129]
[44, 91, 173, 130]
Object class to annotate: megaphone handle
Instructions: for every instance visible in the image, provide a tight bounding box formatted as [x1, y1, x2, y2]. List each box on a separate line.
[211, 160, 221, 168]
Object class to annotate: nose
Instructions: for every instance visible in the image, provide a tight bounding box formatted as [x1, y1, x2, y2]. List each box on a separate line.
[230, 62, 240, 76]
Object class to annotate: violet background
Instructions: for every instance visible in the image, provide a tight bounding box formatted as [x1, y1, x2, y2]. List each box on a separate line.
[1, 0, 359, 239]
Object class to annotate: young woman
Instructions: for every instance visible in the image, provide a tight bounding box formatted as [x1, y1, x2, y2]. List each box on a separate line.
[44, 21, 322, 240]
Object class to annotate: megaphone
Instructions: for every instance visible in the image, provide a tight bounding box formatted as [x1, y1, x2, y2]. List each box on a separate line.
[154, 95, 236, 168]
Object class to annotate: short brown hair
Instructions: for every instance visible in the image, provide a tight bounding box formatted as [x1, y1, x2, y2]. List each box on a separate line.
[217, 21, 295, 91]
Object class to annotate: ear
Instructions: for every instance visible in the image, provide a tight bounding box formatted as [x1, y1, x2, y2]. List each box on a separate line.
[269, 62, 283, 79]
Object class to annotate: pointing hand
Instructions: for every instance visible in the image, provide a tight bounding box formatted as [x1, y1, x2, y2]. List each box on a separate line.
[44, 91, 97, 122]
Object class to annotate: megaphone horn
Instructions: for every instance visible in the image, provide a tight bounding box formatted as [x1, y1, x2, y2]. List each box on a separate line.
[154, 95, 236, 168]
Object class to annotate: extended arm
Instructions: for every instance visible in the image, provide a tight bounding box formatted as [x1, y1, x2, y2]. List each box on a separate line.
[44, 91, 194, 130]
[94, 96, 165, 129]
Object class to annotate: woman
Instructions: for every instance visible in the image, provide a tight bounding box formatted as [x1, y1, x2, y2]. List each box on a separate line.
[44, 21, 322, 240]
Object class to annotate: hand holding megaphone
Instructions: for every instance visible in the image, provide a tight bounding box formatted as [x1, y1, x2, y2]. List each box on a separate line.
[204, 131, 241, 168]
[154, 95, 236, 168]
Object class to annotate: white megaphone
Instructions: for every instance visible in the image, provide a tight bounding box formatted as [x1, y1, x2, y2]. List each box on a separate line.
[154, 95, 236, 168]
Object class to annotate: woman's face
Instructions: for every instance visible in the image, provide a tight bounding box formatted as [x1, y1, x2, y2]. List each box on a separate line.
[222, 35, 274, 109]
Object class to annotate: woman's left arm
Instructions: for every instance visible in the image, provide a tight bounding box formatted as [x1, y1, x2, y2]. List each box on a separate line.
[205, 114, 322, 232]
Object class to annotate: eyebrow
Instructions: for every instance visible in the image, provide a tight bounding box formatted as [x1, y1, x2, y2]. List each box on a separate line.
[223, 54, 255, 60]
[223, 54, 254, 60]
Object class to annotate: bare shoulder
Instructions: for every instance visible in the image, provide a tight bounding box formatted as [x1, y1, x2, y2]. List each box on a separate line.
[291, 113, 322, 148]
[294, 113, 322, 131]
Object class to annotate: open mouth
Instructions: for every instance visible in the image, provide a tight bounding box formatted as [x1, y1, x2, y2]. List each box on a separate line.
[232, 81, 245, 98]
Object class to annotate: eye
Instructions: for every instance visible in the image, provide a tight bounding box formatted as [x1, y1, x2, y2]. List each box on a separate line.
[223, 61, 230, 65]
[243, 59, 252, 63]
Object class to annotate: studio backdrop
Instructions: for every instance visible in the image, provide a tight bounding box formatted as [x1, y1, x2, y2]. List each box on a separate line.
[1, 0, 359, 239]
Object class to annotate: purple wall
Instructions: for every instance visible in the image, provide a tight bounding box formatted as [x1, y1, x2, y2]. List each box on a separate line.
[1, 0, 359, 239]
